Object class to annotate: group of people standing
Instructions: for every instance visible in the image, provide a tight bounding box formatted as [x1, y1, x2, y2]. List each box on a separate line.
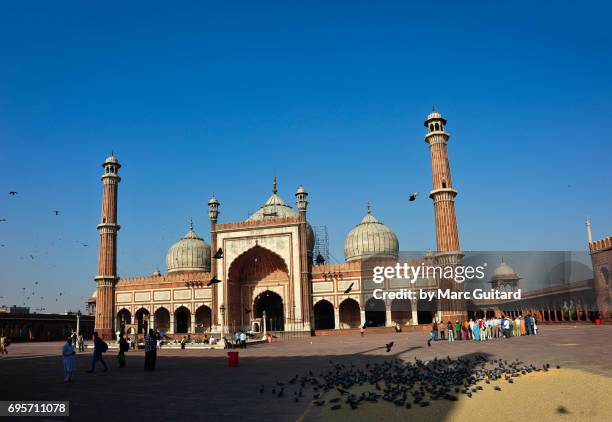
[232, 331, 248, 348]
[430, 315, 539, 342]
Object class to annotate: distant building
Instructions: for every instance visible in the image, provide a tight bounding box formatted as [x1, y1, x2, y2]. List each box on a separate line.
[0, 306, 30, 314]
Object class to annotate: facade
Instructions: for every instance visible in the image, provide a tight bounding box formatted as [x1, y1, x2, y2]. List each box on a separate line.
[90, 110, 468, 339]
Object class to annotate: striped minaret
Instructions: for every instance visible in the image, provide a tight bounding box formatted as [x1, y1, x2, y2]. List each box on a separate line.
[94, 154, 121, 340]
[424, 109, 460, 254]
[424, 109, 465, 320]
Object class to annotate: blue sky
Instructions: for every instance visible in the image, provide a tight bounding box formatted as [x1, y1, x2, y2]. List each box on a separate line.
[1, 1, 611, 312]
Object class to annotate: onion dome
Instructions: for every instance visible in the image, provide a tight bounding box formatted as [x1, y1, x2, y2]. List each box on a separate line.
[492, 259, 519, 279]
[166, 219, 211, 273]
[344, 203, 399, 262]
[247, 178, 314, 252]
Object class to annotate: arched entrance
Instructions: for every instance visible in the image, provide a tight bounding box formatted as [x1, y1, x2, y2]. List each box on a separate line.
[339, 298, 361, 328]
[254, 290, 284, 331]
[365, 297, 386, 327]
[195, 305, 212, 333]
[174, 306, 191, 334]
[417, 296, 438, 324]
[228, 245, 290, 330]
[134, 308, 150, 334]
[116, 308, 131, 334]
[154, 307, 170, 333]
[391, 299, 412, 325]
[313, 300, 335, 330]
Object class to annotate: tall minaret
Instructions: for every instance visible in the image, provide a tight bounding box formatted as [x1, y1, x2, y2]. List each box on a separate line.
[424, 109, 465, 321]
[295, 185, 313, 334]
[208, 194, 220, 329]
[424, 109, 461, 255]
[94, 154, 121, 340]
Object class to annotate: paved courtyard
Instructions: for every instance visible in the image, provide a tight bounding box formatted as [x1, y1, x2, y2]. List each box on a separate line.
[1, 325, 611, 421]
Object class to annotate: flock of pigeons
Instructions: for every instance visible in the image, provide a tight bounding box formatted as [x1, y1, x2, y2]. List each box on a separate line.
[259, 353, 559, 412]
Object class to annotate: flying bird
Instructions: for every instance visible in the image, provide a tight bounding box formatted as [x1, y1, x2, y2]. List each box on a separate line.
[54, 210, 60, 215]
[343, 282, 354, 294]
[408, 192, 419, 202]
[207, 276, 221, 286]
[385, 341, 394, 352]
[0, 219, 7, 222]
[9, 191, 18, 195]
[213, 248, 223, 259]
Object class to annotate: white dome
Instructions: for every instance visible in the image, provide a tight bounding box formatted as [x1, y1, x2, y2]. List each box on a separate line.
[344, 206, 399, 262]
[492, 259, 518, 278]
[166, 221, 211, 273]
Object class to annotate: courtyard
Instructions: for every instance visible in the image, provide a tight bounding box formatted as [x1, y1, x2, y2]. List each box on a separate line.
[1, 325, 611, 421]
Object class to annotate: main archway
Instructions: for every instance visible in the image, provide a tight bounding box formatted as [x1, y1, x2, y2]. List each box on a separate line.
[313, 299, 335, 330]
[253, 290, 284, 331]
[417, 296, 438, 324]
[227, 245, 290, 330]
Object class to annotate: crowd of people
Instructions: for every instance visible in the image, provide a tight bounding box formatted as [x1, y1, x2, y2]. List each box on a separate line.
[430, 315, 539, 342]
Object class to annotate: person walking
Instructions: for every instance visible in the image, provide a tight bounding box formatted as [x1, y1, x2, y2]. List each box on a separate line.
[144, 329, 157, 371]
[87, 332, 108, 373]
[62, 337, 76, 382]
[439, 321, 445, 341]
[117, 334, 129, 368]
[454, 320, 461, 341]
[360, 325, 365, 337]
[0, 336, 10, 355]
[432, 320, 438, 341]
[240, 331, 247, 349]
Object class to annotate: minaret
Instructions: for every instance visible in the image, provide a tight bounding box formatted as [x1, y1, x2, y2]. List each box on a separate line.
[424, 109, 461, 254]
[295, 185, 313, 334]
[586, 217, 593, 244]
[208, 194, 220, 329]
[94, 154, 121, 340]
[424, 109, 466, 321]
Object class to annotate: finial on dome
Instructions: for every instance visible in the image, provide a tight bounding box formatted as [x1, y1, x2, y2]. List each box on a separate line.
[273, 176, 277, 194]
[432, 104, 436, 112]
[189, 216, 193, 231]
[367, 201, 371, 215]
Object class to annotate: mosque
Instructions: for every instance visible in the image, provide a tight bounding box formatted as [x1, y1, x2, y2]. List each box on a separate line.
[87, 110, 467, 339]
[89, 109, 612, 340]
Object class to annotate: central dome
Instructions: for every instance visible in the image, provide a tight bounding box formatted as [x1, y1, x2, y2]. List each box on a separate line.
[344, 205, 399, 262]
[166, 220, 211, 273]
[246, 179, 314, 252]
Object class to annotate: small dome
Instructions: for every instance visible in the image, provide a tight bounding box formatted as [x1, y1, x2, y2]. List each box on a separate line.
[166, 221, 211, 273]
[344, 205, 399, 261]
[492, 259, 518, 279]
[427, 111, 442, 120]
[103, 154, 119, 165]
[296, 185, 306, 194]
[208, 195, 219, 205]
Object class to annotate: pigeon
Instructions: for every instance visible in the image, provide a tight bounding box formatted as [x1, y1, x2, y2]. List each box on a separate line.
[9, 191, 18, 195]
[207, 276, 221, 286]
[0, 219, 7, 222]
[331, 405, 341, 410]
[385, 341, 394, 352]
[427, 338, 432, 347]
[259, 385, 264, 393]
[343, 282, 354, 294]
[408, 192, 419, 201]
[213, 248, 223, 259]
[313, 400, 325, 406]
[54, 210, 60, 215]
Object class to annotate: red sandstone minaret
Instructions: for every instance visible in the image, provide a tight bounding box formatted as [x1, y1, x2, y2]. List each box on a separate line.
[424, 109, 461, 255]
[94, 154, 121, 339]
[424, 109, 465, 319]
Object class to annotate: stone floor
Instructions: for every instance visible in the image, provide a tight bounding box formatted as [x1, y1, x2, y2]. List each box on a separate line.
[0, 324, 610, 421]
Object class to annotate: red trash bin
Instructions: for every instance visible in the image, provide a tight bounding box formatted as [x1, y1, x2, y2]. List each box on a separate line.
[228, 351, 239, 367]
[596, 319, 601, 326]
